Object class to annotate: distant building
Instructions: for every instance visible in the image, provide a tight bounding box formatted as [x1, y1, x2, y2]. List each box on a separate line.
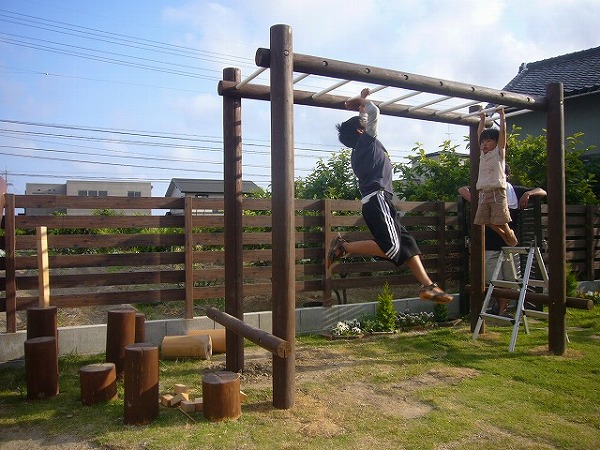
[501, 46, 600, 155]
[165, 178, 261, 215]
[25, 180, 152, 215]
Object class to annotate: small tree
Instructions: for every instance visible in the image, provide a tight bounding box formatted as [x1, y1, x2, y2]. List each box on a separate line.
[433, 303, 448, 323]
[376, 282, 397, 332]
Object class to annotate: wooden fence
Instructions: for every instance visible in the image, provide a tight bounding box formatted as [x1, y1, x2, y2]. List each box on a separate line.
[1, 194, 599, 333]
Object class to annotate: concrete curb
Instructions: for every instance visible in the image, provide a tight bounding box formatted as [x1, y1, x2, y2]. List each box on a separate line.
[0, 296, 458, 363]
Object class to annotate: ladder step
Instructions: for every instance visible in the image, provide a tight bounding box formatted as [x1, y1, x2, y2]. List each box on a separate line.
[479, 312, 516, 324]
[501, 246, 534, 254]
[492, 280, 521, 289]
[491, 279, 546, 289]
[523, 309, 548, 319]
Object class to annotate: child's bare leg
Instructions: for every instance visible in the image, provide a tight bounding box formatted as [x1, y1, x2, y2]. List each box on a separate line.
[405, 255, 453, 303]
[488, 224, 518, 246]
[342, 240, 387, 258]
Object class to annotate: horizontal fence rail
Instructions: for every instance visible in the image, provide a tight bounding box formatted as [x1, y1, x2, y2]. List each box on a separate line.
[1, 194, 599, 332]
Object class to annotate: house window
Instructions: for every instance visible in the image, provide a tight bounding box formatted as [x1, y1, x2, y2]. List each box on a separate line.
[78, 190, 87, 196]
[99, 191, 108, 197]
[127, 191, 141, 197]
[88, 190, 98, 197]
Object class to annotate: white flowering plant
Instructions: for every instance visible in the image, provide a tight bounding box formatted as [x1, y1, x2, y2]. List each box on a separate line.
[331, 319, 363, 336]
[577, 290, 600, 305]
[395, 310, 435, 329]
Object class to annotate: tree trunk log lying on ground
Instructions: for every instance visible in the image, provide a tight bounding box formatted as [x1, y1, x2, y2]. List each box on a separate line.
[79, 362, 118, 406]
[160, 335, 212, 360]
[187, 329, 226, 353]
[202, 370, 241, 421]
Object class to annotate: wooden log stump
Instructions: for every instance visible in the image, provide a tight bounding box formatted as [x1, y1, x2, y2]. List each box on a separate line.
[79, 363, 117, 406]
[202, 371, 241, 421]
[123, 343, 159, 425]
[160, 335, 212, 360]
[134, 313, 146, 343]
[26, 306, 58, 341]
[105, 309, 136, 377]
[24, 336, 59, 400]
[187, 329, 226, 354]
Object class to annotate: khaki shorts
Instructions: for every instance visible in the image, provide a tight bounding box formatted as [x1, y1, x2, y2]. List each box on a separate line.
[485, 250, 518, 283]
[474, 188, 511, 225]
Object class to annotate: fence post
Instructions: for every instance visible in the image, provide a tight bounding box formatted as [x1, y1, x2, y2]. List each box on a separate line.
[585, 205, 595, 280]
[4, 194, 17, 333]
[435, 201, 448, 289]
[184, 196, 194, 319]
[322, 198, 333, 306]
[457, 195, 470, 315]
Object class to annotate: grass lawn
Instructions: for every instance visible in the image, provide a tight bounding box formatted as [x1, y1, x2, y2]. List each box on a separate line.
[1, 307, 599, 450]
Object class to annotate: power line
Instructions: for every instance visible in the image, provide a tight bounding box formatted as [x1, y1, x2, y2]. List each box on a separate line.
[0, 9, 255, 67]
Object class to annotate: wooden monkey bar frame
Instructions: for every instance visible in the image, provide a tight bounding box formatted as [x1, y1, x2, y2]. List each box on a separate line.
[217, 24, 568, 410]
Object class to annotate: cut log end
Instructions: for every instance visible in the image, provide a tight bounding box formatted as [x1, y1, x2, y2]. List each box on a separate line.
[202, 371, 241, 422]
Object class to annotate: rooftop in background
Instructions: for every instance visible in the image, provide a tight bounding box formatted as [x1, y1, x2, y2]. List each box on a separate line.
[503, 46, 600, 97]
[165, 178, 261, 198]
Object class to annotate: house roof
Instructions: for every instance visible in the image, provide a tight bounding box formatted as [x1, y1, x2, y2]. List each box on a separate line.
[503, 46, 600, 98]
[165, 178, 261, 197]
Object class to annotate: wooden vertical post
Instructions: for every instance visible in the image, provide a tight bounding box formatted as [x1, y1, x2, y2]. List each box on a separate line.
[436, 201, 447, 289]
[223, 66, 245, 373]
[105, 309, 136, 377]
[322, 198, 333, 307]
[468, 105, 485, 332]
[4, 193, 17, 333]
[25, 336, 59, 399]
[123, 343, 159, 425]
[134, 313, 146, 343]
[269, 23, 295, 410]
[546, 82, 567, 355]
[457, 195, 470, 315]
[585, 205, 595, 280]
[202, 371, 241, 421]
[184, 196, 194, 319]
[27, 306, 58, 343]
[79, 362, 118, 406]
[36, 226, 50, 308]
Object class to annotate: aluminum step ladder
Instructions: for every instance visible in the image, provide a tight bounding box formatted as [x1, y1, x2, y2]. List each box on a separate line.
[472, 243, 549, 352]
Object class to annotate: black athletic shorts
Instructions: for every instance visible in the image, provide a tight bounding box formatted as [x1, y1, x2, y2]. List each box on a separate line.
[361, 191, 421, 266]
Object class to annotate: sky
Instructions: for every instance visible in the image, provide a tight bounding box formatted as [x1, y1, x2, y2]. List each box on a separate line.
[1, 0, 599, 197]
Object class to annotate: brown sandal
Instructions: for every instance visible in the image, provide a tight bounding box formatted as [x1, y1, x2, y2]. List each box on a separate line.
[326, 235, 347, 269]
[419, 283, 454, 305]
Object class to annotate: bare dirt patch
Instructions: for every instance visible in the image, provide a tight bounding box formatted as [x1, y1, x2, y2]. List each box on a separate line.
[207, 345, 480, 426]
